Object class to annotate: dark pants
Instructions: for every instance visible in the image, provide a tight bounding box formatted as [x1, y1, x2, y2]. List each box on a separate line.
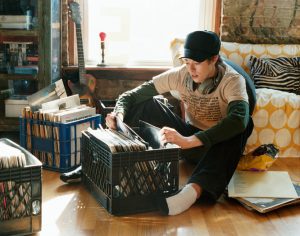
[124, 98, 254, 201]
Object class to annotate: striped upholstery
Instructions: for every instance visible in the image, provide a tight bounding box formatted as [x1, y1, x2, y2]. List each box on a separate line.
[250, 56, 300, 95]
[220, 42, 300, 74]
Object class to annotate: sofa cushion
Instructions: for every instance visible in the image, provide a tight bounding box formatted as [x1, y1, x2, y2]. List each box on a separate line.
[222, 57, 256, 115]
[245, 88, 300, 158]
[220, 42, 300, 74]
[249, 56, 300, 95]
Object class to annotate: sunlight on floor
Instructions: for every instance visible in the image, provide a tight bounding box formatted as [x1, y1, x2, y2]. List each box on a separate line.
[41, 193, 76, 235]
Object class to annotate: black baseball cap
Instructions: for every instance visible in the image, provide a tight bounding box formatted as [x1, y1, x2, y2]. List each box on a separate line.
[181, 31, 221, 62]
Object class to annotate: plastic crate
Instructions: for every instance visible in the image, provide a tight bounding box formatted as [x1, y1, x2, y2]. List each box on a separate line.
[0, 138, 42, 236]
[98, 100, 116, 127]
[19, 115, 101, 172]
[97, 97, 174, 128]
[81, 130, 180, 216]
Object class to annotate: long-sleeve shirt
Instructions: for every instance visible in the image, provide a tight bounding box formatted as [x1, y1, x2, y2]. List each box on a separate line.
[114, 63, 250, 149]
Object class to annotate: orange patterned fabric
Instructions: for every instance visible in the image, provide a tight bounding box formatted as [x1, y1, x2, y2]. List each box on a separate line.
[245, 88, 300, 157]
[220, 42, 300, 74]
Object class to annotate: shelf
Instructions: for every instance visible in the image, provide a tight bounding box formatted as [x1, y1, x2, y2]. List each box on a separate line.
[0, 28, 39, 37]
[0, 73, 38, 81]
[0, 0, 61, 132]
[0, 117, 19, 132]
[0, 98, 20, 132]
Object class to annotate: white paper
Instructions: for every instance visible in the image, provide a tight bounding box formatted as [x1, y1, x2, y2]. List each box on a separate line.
[41, 94, 80, 112]
[70, 122, 91, 163]
[228, 171, 298, 198]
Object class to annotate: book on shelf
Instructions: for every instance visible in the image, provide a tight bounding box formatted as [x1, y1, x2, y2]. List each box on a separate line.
[0, 22, 27, 29]
[0, 15, 27, 23]
[3, 41, 33, 45]
[233, 182, 300, 213]
[26, 56, 39, 63]
[13, 65, 38, 75]
[0, 88, 14, 99]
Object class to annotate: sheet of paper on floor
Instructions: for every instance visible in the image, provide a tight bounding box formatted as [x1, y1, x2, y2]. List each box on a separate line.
[228, 171, 298, 198]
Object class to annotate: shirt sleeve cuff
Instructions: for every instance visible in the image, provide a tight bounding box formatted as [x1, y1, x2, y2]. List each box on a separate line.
[194, 131, 212, 149]
[113, 107, 125, 116]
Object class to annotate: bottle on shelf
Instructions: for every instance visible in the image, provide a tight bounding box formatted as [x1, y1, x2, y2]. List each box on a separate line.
[25, 2, 33, 30]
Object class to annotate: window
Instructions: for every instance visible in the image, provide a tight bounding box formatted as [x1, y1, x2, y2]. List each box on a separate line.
[79, 0, 216, 66]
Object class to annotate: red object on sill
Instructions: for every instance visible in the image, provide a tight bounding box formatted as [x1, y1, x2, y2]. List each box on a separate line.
[99, 32, 106, 42]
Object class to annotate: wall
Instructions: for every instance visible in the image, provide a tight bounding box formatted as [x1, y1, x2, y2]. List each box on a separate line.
[62, 67, 182, 115]
[220, 0, 300, 43]
[63, 0, 300, 110]
[63, 67, 164, 98]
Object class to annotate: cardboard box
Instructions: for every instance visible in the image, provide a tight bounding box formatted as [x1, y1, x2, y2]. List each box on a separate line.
[5, 97, 28, 117]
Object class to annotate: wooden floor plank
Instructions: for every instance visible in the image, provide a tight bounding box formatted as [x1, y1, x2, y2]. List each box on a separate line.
[32, 158, 300, 236]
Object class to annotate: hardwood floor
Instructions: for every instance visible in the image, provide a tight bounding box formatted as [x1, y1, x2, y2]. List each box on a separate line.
[34, 158, 300, 236]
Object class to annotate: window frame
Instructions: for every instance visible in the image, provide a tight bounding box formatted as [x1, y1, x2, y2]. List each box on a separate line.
[63, 0, 221, 68]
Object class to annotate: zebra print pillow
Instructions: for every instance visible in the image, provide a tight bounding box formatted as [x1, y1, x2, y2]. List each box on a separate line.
[249, 56, 300, 95]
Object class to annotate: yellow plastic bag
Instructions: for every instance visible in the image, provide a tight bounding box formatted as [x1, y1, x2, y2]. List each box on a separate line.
[237, 144, 279, 171]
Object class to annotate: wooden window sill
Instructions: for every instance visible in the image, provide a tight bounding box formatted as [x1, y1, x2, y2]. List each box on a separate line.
[62, 66, 170, 81]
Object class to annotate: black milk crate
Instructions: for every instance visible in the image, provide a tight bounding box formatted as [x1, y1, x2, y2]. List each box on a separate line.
[19, 115, 101, 172]
[97, 97, 174, 127]
[81, 131, 180, 216]
[0, 138, 42, 236]
[98, 100, 116, 127]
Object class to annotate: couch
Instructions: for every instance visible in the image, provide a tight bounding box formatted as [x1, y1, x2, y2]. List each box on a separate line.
[170, 39, 300, 158]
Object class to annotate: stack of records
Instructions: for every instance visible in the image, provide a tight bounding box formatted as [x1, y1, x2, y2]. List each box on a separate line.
[87, 127, 147, 153]
[87, 118, 154, 153]
[0, 141, 26, 169]
[228, 171, 300, 213]
[234, 182, 300, 213]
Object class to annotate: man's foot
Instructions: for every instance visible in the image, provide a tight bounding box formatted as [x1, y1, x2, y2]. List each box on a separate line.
[60, 166, 82, 184]
[155, 184, 198, 215]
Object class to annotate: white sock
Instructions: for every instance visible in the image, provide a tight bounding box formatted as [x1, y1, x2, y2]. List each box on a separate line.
[166, 184, 198, 215]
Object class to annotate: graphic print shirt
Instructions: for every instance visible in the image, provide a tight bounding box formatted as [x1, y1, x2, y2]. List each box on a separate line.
[153, 63, 249, 130]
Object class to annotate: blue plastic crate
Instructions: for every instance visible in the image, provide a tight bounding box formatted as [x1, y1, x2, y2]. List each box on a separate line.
[20, 115, 101, 172]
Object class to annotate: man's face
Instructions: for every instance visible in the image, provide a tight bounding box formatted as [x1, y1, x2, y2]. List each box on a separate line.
[183, 57, 217, 84]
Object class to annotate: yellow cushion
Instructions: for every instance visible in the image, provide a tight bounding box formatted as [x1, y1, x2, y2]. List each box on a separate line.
[220, 42, 300, 74]
[170, 39, 300, 74]
[245, 88, 300, 157]
[170, 38, 185, 67]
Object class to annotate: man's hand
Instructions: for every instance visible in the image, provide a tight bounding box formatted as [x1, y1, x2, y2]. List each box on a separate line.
[160, 127, 203, 149]
[105, 112, 123, 130]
